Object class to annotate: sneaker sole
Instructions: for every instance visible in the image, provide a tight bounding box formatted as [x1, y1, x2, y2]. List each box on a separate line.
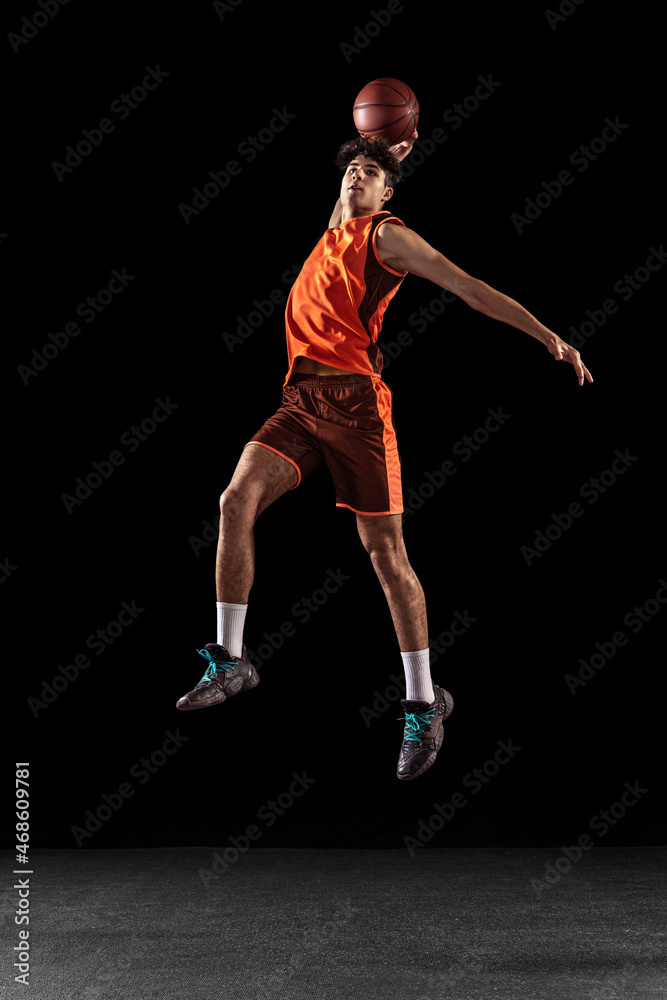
[397, 686, 454, 780]
[176, 667, 260, 711]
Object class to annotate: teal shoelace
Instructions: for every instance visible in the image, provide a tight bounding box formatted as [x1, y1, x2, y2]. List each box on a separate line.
[196, 648, 237, 685]
[398, 707, 436, 744]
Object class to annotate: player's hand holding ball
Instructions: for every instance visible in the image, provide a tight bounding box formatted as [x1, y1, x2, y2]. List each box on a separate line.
[389, 130, 418, 162]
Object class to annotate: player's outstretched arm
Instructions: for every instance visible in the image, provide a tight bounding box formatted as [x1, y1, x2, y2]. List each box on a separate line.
[376, 224, 593, 386]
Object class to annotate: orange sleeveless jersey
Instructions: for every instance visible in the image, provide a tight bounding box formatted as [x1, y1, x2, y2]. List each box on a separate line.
[283, 211, 408, 385]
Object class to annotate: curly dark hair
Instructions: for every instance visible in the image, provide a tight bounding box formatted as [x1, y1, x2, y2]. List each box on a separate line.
[335, 135, 401, 190]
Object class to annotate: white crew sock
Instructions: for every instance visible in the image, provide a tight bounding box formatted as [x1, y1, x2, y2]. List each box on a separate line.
[401, 649, 435, 704]
[216, 602, 248, 658]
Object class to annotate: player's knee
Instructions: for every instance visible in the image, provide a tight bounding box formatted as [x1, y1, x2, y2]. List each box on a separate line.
[219, 486, 256, 524]
[367, 544, 405, 587]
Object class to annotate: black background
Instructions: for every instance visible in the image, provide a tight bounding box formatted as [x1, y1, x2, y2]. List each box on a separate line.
[6, 1, 665, 850]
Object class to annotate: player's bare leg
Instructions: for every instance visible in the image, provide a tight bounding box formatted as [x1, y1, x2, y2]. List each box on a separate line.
[216, 443, 298, 603]
[176, 443, 297, 712]
[356, 512, 428, 651]
[356, 511, 453, 780]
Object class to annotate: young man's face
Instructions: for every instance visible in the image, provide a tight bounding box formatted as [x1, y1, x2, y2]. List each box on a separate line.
[340, 155, 393, 216]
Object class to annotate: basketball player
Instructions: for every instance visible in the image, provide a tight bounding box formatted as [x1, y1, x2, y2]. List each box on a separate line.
[176, 131, 593, 781]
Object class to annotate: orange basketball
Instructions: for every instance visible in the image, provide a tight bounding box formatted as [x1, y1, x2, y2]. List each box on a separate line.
[353, 78, 419, 144]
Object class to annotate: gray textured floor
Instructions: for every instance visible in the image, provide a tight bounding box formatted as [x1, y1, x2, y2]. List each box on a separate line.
[7, 847, 667, 999]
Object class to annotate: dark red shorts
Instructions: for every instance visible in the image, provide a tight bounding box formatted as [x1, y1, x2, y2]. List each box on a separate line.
[245, 373, 403, 515]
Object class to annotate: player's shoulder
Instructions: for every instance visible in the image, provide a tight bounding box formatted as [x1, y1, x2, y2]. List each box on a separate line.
[375, 214, 413, 248]
[375, 210, 406, 228]
[374, 214, 414, 272]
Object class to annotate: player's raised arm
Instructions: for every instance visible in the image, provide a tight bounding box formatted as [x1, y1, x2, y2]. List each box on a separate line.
[375, 223, 593, 386]
[329, 198, 343, 229]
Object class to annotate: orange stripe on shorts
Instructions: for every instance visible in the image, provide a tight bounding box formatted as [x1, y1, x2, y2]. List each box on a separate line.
[372, 380, 403, 514]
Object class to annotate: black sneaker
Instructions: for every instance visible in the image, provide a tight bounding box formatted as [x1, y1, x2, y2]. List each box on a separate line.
[396, 685, 454, 780]
[176, 643, 259, 711]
